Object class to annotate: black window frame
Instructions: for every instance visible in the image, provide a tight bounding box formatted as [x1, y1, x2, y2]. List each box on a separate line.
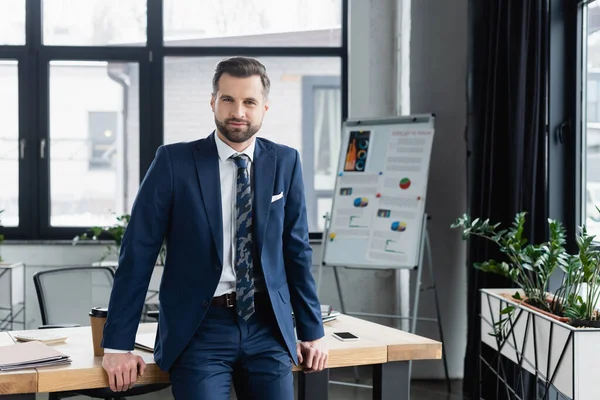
[558, 0, 585, 253]
[542, 0, 581, 258]
[0, 0, 348, 241]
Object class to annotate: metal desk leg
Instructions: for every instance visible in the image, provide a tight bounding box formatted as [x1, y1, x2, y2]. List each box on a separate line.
[297, 369, 329, 400]
[373, 361, 410, 400]
[0, 395, 36, 400]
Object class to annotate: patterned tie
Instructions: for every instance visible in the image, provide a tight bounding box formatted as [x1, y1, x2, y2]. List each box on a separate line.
[231, 154, 255, 320]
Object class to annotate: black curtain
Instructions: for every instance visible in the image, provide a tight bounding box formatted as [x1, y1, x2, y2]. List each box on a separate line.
[464, 0, 548, 398]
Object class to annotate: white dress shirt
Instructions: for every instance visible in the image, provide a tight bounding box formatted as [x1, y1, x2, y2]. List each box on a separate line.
[104, 133, 255, 353]
[213, 133, 255, 296]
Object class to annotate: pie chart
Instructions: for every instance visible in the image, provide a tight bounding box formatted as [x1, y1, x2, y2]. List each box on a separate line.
[391, 221, 407, 232]
[399, 178, 411, 190]
[353, 197, 369, 208]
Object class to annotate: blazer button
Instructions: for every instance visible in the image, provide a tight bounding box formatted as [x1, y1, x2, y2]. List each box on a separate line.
[215, 265, 220, 271]
[202, 300, 209, 307]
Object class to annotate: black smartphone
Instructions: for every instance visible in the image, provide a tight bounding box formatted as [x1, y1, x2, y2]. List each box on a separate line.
[332, 332, 359, 341]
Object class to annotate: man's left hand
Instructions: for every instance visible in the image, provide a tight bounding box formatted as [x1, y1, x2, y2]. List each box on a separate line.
[297, 338, 329, 373]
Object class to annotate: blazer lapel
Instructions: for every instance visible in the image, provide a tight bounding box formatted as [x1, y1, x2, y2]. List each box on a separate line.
[253, 139, 276, 259]
[193, 133, 224, 267]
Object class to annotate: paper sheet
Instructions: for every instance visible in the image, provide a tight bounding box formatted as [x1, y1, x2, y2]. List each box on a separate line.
[365, 196, 422, 264]
[329, 173, 380, 239]
[364, 129, 433, 265]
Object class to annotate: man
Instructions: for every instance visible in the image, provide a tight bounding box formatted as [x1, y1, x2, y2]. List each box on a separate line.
[100, 57, 328, 399]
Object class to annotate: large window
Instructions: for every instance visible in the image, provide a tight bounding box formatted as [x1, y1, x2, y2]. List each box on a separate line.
[48, 61, 140, 227]
[302, 77, 341, 231]
[163, 0, 341, 47]
[0, 61, 19, 226]
[42, 0, 147, 46]
[0, 0, 347, 240]
[584, 2, 600, 237]
[0, 1, 25, 45]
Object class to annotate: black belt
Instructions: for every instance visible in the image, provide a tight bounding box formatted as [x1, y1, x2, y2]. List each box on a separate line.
[211, 292, 236, 307]
[211, 291, 267, 308]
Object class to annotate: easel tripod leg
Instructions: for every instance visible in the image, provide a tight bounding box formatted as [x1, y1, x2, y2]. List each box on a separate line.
[407, 215, 427, 379]
[426, 232, 451, 393]
[333, 266, 345, 314]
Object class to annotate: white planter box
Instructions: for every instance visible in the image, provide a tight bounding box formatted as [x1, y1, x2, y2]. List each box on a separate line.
[481, 288, 600, 400]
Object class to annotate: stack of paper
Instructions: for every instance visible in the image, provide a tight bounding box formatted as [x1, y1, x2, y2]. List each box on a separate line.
[322, 312, 340, 323]
[134, 333, 156, 352]
[320, 305, 340, 323]
[0, 340, 71, 371]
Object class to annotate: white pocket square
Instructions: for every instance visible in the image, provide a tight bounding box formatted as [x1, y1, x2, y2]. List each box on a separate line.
[271, 192, 284, 203]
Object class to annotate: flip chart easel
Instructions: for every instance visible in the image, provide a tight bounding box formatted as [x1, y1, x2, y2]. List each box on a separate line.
[316, 115, 449, 389]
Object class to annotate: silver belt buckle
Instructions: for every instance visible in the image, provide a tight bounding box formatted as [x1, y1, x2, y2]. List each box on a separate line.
[225, 293, 234, 308]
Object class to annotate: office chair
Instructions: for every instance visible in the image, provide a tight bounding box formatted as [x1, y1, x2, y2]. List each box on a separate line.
[33, 266, 170, 400]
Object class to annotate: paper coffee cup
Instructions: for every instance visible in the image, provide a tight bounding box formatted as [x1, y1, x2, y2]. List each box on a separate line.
[89, 307, 108, 357]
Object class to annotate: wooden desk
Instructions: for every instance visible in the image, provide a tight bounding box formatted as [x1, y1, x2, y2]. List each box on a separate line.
[0, 332, 36, 398]
[0, 315, 441, 400]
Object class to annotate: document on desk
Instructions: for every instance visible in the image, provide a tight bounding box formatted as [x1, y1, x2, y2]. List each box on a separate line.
[0, 340, 71, 371]
[135, 333, 156, 352]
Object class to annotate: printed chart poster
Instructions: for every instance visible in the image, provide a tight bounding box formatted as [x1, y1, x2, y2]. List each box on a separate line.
[330, 173, 379, 239]
[365, 196, 421, 265]
[380, 129, 434, 198]
[343, 130, 371, 172]
[365, 129, 433, 266]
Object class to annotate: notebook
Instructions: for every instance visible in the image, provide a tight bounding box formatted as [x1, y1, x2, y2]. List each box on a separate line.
[134, 333, 156, 352]
[0, 340, 71, 371]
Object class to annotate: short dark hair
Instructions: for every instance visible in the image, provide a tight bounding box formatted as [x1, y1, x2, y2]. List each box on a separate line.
[212, 57, 271, 98]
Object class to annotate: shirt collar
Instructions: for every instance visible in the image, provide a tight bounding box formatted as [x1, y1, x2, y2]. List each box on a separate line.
[214, 131, 255, 162]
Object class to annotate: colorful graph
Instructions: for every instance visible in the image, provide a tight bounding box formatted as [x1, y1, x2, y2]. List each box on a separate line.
[390, 221, 407, 232]
[399, 178, 411, 190]
[377, 209, 391, 218]
[344, 131, 371, 172]
[353, 197, 369, 208]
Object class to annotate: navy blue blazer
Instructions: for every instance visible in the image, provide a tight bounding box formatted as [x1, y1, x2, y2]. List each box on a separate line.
[101, 133, 324, 372]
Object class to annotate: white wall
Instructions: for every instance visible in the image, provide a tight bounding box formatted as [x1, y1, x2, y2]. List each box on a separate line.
[0, 0, 468, 380]
[409, 0, 468, 379]
[324, 0, 467, 380]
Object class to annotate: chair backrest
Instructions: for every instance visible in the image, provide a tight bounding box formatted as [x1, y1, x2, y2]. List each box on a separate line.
[33, 266, 115, 326]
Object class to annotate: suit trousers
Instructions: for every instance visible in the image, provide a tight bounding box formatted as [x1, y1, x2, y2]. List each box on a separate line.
[169, 294, 294, 400]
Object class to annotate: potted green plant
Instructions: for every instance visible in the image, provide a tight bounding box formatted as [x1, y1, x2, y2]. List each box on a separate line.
[451, 212, 569, 318]
[73, 213, 167, 265]
[553, 225, 600, 327]
[459, 213, 600, 399]
[453, 211, 600, 329]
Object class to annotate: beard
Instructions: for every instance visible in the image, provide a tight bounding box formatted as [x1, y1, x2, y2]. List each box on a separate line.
[214, 117, 261, 143]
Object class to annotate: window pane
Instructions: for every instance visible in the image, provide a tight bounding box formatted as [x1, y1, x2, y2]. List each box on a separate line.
[49, 61, 140, 227]
[163, 0, 341, 47]
[0, 0, 25, 45]
[313, 87, 341, 191]
[0, 61, 19, 227]
[164, 56, 341, 231]
[586, 3, 600, 237]
[43, 0, 146, 46]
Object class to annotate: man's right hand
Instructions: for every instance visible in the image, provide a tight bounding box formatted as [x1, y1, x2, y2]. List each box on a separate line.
[102, 352, 146, 392]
